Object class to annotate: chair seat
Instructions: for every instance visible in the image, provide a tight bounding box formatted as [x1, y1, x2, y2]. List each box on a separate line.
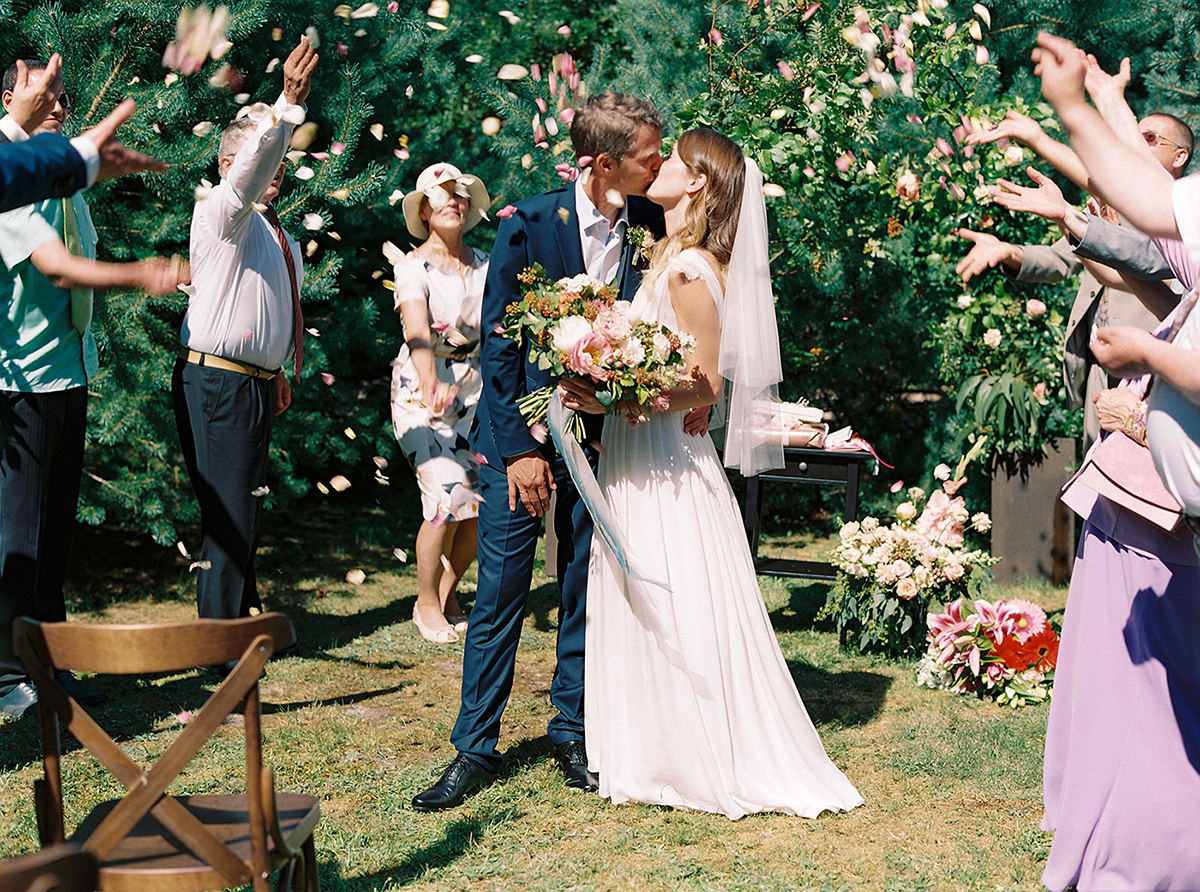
[70, 793, 320, 892]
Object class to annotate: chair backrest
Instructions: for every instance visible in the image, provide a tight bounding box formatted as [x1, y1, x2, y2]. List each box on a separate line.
[0, 843, 97, 892]
[11, 613, 297, 890]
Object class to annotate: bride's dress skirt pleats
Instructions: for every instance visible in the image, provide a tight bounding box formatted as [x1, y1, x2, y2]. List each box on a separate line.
[585, 409, 863, 819]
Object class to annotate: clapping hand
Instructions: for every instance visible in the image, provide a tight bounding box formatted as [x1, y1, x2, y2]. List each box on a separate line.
[7, 54, 63, 134]
[990, 167, 1072, 225]
[953, 228, 1022, 282]
[283, 36, 319, 106]
[79, 100, 169, 181]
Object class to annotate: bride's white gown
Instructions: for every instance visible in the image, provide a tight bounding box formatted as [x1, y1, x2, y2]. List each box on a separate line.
[584, 249, 863, 819]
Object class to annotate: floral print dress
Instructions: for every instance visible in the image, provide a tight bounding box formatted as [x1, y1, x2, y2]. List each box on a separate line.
[389, 249, 487, 522]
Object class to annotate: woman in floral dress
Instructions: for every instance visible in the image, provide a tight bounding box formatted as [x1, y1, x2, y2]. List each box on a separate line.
[391, 163, 490, 643]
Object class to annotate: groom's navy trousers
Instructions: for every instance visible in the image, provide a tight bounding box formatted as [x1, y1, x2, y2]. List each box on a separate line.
[453, 185, 662, 772]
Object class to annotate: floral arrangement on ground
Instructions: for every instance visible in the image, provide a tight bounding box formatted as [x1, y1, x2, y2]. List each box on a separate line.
[917, 597, 1059, 708]
[819, 444, 997, 657]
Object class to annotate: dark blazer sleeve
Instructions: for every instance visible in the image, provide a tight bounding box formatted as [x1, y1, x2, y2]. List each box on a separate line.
[479, 205, 541, 461]
[1073, 215, 1173, 280]
[0, 134, 87, 213]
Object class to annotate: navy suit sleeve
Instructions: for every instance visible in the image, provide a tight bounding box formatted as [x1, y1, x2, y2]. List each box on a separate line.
[480, 208, 541, 461]
[0, 134, 87, 213]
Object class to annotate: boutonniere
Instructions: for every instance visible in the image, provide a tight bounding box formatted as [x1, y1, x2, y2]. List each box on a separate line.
[626, 226, 656, 265]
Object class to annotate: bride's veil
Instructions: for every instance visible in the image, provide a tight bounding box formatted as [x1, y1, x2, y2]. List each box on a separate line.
[719, 157, 786, 477]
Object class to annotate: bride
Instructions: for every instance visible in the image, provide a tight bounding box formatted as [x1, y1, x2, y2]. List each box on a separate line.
[560, 129, 862, 819]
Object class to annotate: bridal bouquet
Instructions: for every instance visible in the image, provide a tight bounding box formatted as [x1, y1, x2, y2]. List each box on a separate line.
[917, 598, 1059, 708]
[499, 265, 696, 438]
[819, 445, 998, 657]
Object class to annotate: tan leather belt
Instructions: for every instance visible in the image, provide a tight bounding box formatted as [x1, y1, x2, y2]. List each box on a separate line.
[184, 350, 278, 380]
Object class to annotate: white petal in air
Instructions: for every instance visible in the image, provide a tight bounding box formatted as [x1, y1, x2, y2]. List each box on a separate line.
[330, 474, 352, 491]
[295, 166, 315, 180]
[370, 123, 384, 140]
[303, 213, 323, 230]
[192, 121, 214, 136]
[251, 485, 270, 496]
[497, 64, 529, 80]
[345, 568, 366, 584]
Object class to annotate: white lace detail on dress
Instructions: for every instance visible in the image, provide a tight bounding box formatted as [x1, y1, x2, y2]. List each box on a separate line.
[667, 249, 723, 296]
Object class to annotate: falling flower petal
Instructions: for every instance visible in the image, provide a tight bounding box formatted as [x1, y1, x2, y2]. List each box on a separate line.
[345, 568, 366, 584]
[530, 422, 549, 443]
[306, 240, 318, 256]
[310, 151, 330, 161]
[802, 2, 821, 19]
[344, 427, 357, 440]
[762, 183, 786, 197]
[271, 27, 283, 40]
[465, 53, 482, 63]
[497, 204, 517, 218]
[303, 212, 323, 230]
[497, 63, 529, 80]
[428, 0, 449, 16]
[557, 24, 571, 35]
[556, 207, 570, 224]
[306, 327, 320, 337]
[290, 121, 318, 150]
[394, 148, 410, 159]
[266, 57, 280, 73]
[481, 116, 502, 135]
[334, 4, 353, 18]
[370, 123, 384, 140]
[295, 166, 315, 180]
[189, 561, 211, 571]
[177, 540, 190, 557]
[603, 188, 625, 207]
[330, 475, 352, 491]
[194, 179, 213, 201]
[331, 142, 345, 155]
[427, 21, 447, 30]
[777, 60, 795, 81]
[321, 372, 336, 385]
[251, 485, 270, 496]
[387, 0, 398, 10]
[317, 482, 330, 494]
[351, 1, 379, 17]
[388, 189, 404, 206]
[164, 72, 180, 86]
[304, 26, 321, 49]
[393, 547, 408, 561]
[192, 120, 214, 136]
[975, 44, 989, 65]
[521, 153, 533, 169]
[498, 9, 520, 23]
[708, 28, 723, 46]
[973, 3, 991, 27]
[178, 711, 193, 723]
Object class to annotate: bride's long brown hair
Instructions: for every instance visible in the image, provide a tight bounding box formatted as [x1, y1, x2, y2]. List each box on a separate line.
[648, 129, 746, 275]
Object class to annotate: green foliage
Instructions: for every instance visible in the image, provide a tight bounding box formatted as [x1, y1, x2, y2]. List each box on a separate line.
[818, 573, 931, 657]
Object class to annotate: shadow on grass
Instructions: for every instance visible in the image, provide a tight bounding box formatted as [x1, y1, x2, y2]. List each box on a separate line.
[347, 807, 523, 888]
[769, 580, 835, 633]
[786, 661, 891, 728]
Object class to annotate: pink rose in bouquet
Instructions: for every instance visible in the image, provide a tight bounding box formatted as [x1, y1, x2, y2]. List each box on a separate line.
[916, 489, 966, 547]
[594, 307, 633, 344]
[567, 332, 614, 382]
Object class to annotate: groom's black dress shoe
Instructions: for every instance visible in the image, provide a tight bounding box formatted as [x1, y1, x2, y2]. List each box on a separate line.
[412, 754, 497, 812]
[554, 741, 599, 792]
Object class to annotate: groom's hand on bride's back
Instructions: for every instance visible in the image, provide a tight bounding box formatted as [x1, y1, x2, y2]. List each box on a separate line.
[505, 450, 556, 517]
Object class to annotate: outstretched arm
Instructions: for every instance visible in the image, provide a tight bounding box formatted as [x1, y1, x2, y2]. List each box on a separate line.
[966, 110, 1091, 189]
[1032, 33, 1177, 239]
[30, 238, 188, 294]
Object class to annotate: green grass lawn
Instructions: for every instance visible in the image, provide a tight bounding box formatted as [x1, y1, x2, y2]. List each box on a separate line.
[0, 492, 1066, 891]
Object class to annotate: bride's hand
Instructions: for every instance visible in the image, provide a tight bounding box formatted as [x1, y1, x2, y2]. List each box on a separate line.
[558, 377, 606, 414]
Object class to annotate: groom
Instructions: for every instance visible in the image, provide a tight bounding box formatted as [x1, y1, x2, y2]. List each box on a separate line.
[412, 92, 666, 811]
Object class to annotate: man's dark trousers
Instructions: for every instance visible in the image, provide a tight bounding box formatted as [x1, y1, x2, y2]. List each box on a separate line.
[0, 386, 86, 687]
[173, 358, 272, 619]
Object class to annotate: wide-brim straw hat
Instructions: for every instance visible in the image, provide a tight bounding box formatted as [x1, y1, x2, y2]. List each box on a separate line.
[402, 163, 491, 240]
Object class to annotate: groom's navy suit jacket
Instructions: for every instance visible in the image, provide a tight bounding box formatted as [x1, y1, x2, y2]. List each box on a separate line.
[453, 184, 663, 766]
[470, 185, 664, 466]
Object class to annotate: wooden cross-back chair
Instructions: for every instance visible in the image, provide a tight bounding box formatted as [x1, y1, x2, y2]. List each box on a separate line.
[0, 843, 97, 892]
[13, 613, 321, 892]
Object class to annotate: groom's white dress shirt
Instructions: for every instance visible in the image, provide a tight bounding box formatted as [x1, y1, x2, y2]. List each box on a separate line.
[575, 176, 627, 285]
[182, 93, 304, 371]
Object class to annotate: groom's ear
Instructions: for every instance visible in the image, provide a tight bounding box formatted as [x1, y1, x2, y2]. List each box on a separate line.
[594, 152, 617, 177]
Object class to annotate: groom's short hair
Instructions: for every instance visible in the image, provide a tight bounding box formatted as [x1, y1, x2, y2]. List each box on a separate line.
[571, 93, 663, 163]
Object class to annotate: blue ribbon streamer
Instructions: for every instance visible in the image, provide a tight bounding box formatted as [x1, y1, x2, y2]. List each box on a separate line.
[546, 393, 670, 589]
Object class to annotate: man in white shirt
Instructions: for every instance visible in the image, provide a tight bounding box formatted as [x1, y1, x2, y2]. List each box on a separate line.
[173, 38, 317, 624]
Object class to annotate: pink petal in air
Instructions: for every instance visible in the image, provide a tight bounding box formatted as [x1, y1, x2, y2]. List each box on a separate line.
[497, 204, 517, 218]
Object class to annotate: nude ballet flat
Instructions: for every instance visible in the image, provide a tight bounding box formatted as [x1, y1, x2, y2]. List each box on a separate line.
[413, 605, 459, 644]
